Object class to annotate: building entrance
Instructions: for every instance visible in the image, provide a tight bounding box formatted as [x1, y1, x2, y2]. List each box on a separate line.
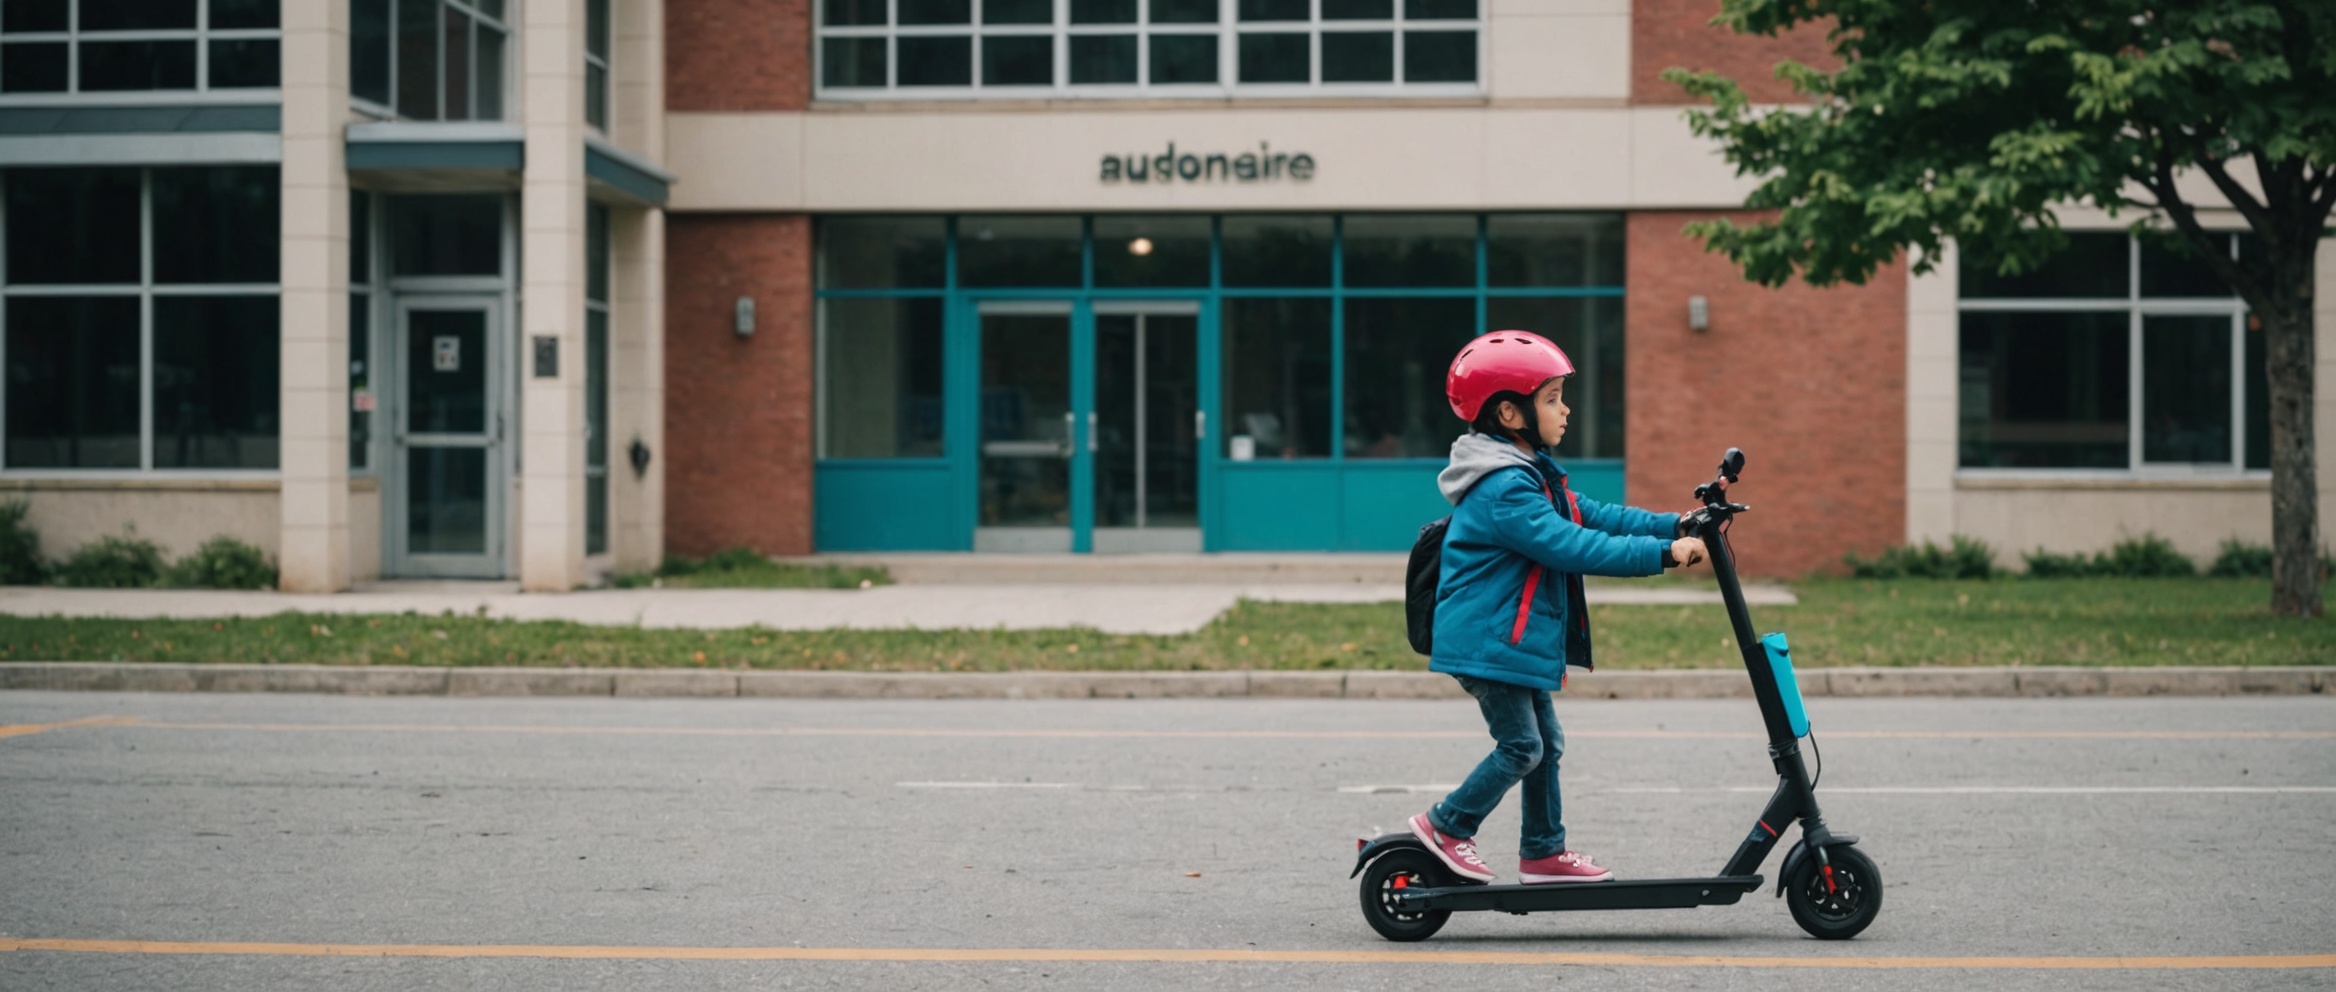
[973, 299, 1207, 553]
[387, 296, 507, 577]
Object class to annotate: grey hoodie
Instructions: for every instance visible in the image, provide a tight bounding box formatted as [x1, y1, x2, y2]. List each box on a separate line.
[1437, 432, 1544, 505]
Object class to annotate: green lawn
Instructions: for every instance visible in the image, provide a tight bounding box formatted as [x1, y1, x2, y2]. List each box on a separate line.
[0, 578, 2324, 671]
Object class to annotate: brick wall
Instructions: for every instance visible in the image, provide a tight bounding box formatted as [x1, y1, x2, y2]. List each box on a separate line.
[664, 214, 815, 557]
[1625, 212, 1905, 577]
[667, 0, 810, 111]
[1633, 0, 1836, 105]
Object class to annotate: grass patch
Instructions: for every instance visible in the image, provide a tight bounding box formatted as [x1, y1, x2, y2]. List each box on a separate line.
[0, 578, 2326, 670]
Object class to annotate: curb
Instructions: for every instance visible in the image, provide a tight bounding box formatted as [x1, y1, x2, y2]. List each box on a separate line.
[1, 663, 2328, 699]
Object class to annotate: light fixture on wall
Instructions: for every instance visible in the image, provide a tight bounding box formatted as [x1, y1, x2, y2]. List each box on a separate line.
[629, 437, 652, 478]
[734, 296, 756, 337]
[1128, 236, 1155, 257]
[1688, 295, 1710, 332]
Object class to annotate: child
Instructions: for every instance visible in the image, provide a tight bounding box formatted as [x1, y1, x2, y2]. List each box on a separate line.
[1409, 330, 1706, 885]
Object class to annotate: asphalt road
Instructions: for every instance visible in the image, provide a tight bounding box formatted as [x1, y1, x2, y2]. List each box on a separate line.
[2, 690, 2332, 991]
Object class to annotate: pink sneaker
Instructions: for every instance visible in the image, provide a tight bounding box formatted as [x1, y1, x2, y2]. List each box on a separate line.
[1407, 813, 1496, 883]
[1519, 851, 1613, 884]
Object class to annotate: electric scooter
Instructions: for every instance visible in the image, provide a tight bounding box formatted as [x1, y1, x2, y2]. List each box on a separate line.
[1351, 447, 1882, 941]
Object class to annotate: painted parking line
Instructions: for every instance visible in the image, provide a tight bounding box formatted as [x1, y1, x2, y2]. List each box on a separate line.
[107, 721, 2336, 742]
[0, 715, 140, 740]
[1, 938, 2331, 969]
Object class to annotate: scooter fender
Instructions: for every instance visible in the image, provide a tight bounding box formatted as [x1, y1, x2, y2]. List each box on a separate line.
[1351, 833, 1427, 878]
[1774, 834, 1862, 897]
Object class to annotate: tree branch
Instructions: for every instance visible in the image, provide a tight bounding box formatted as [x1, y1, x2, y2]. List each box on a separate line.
[2192, 139, 2277, 233]
[2151, 141, 2270, 305]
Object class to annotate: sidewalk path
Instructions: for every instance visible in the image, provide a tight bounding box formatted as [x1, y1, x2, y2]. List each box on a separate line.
[0, 583, 1797, 636]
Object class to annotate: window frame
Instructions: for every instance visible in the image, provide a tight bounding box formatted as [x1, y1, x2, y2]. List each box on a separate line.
[348, 0, 512, 122]
[812, 0, 1482, 101]
[1955, 233, 2262, 480]
[0, 0, 282, 102]
[0, 166, 282, 478]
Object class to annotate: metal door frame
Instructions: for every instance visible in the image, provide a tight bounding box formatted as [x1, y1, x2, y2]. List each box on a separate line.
[385, 294, 508, 578]
[1091, 300, 1205, 554]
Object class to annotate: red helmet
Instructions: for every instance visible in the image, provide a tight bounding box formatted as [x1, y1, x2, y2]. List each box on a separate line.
[1445, 330, 1576, 422]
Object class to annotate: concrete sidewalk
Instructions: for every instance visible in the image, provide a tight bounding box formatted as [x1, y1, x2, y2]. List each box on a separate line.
[0, 582, 1796, 636]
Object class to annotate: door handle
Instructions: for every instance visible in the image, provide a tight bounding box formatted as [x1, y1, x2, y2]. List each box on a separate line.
[1061, 411, 1076, 459]
[1088, 412, 1098, 453]
[1195, 410, 1206, 441]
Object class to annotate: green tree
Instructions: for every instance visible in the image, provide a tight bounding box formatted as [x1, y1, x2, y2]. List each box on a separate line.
[1664, 1, 2334, 617]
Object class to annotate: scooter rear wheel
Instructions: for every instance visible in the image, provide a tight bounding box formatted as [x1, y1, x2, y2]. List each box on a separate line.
[1358, 848, 1456, 941]
[1784, 844, 1882, 940]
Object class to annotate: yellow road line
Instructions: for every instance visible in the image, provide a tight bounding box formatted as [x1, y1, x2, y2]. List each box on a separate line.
[117, 721, 2336, 741]
[0, 715, 141, 740]
[0, 939, 2330, 968]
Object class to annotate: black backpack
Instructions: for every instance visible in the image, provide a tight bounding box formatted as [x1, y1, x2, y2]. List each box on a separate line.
[1403, 516, 1452, 656]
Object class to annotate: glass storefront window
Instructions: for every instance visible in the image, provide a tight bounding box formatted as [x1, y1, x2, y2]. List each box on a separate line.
[1487, 296, 1623, 460]
[1343, 297, 1474, 458]
[1093, 215, 1208, 287]
[1222, 214, 1331, 287]
[819, 216, 948, 289]
[958, 215, 1081, 287]
[355, 0, 508, 119]
[823, 298, 947, 458]
[1342, 214, 1473, 287]
[390, 195, 504, 277]
[0, 0, 279, 95]
[1958, 232, 2261, 471]
[1, 167, 281, 472]
[1488, 214, 1623, 287]
[1221, 298, 1332, 459]
[1958, 311, 2130, 469]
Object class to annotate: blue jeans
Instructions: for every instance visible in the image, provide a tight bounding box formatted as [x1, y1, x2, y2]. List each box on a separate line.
[1428, 675, 1567, 860]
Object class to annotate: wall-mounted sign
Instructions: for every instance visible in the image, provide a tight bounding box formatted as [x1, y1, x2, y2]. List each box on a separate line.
[1100, 142, 1315, 184]
[432, 335, 461, 372]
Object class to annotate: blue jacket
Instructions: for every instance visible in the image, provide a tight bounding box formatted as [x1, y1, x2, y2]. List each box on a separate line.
[1430, 433, 1676, 691]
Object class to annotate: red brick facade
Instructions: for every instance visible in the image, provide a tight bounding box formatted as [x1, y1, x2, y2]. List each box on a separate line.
[664, 214, 817, 557]
[1632, 0, 1837, 105]
[667, 0, 812, 111]
[1624, 213, 1905, 577]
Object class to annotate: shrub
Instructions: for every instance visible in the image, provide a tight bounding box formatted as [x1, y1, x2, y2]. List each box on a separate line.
[55, 531, 165, 588]
[700, 546, 769, 572]
[0, 499, 43, 585]
[166, 536, 278, 589]
[2208, 540, 2274, 578]
[1843, 536, 1995, 579]
[2021, 548, 2095, 578]
[2092, 533, 2196, 578]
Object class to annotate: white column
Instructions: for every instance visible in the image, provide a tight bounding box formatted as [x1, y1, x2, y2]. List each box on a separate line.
[2316, 233, 2335, 541]
[520, 0, 590, 591]
[277, 0, 351, 592]
[1905, 242, 1960, 549]
[609, 0, 666, 572]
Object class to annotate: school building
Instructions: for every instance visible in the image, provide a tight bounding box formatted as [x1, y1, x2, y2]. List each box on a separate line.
[3, 0, 2329, 590]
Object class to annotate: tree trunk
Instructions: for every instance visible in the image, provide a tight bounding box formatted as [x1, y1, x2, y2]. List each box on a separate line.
[2264, 292, 2322, 617]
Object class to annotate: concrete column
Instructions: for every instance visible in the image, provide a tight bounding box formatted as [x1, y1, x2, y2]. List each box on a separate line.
[1905, 242, 1960, 549]
[520, 0, 590, 591]
[277, 0, 351, 592]
[2316, 233, 2334, 551]
[611, 208, 665, 572]
[608, 0, 666, 573]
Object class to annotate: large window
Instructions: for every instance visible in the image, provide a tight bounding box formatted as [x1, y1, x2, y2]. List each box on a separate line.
[2, 167, 280, 472]
[1958, 232, 2266, 472]
[351, 0, 507, 120]
[585, 0, 610, 130]
[0, 0, 280, 95]
[816, 0, 1479, 97]
[585, 201, 610, 555]
[814, 213, 1624, 464]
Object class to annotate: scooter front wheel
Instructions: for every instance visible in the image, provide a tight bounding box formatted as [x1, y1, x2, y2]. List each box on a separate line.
[1785, 844, 1882, 940]
[1357, 848, 1455, 942]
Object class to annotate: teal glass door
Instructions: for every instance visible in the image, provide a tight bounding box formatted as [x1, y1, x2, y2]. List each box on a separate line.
[1093, 303, 1202, 553]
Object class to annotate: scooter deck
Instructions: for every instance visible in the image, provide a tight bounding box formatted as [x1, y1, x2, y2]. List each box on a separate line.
[1396, 875, 1764, 914]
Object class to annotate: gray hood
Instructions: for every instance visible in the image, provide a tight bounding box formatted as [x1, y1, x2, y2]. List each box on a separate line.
[1437, 432, 1543, 505]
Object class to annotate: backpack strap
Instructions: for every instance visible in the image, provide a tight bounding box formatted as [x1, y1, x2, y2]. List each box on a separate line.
[1508, 477, 1567, 645]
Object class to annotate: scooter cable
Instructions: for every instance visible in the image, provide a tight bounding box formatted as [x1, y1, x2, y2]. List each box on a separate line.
[1808, 728, 1823, 791]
